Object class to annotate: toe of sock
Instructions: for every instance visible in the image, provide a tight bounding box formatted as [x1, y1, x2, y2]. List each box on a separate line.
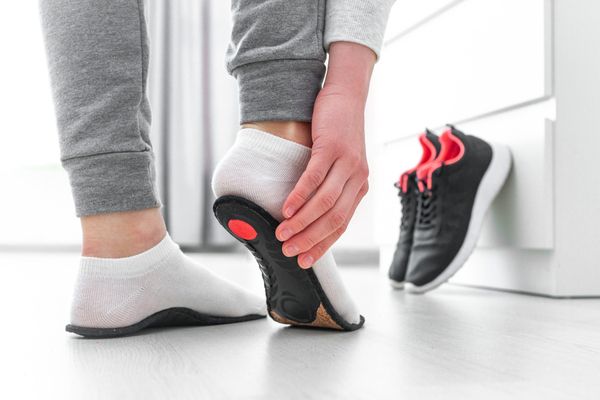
[247, 292, 268, 316]
[220, 281, 267, 317]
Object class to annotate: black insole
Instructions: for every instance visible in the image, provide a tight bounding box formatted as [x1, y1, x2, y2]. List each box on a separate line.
[213, 195, 364, 331]
[66, 308, 264, 339]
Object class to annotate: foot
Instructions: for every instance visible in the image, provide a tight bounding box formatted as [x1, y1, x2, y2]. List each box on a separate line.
[67, 234, 267, 338]
[211, 128, 363, 329]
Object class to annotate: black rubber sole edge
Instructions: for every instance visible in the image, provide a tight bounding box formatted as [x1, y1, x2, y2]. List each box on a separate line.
[66, 308, 265, 339]
[306, 265, 366, 331]
[213, 195, 365, 332]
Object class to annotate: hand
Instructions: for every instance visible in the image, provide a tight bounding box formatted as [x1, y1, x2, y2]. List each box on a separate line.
[275, 42, 376, 269]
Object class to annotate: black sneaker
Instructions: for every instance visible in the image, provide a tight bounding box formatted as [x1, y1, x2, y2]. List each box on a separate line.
[405, 125, 512, 293]
[389, 130, 441, 289]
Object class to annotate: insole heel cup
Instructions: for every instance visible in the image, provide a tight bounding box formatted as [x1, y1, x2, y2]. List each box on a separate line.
[213, 195, 365, 332]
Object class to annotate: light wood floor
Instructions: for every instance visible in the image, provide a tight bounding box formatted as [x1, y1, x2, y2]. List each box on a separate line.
[1, 251, 599, 400]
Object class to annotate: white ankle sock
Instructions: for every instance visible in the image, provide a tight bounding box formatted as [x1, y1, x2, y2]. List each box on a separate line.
[212, 128, 361, 324]
[70, 234, 266, 328]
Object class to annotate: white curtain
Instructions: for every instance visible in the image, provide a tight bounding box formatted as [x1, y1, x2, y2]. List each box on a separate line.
[146, 0, 240, 248]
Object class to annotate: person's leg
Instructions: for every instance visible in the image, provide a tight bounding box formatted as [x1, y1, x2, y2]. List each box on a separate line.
[40, 0, 265, 337]
[213, 0, 361, 326]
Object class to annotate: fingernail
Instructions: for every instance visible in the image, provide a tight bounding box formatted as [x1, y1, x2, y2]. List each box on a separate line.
[283, 245, 299, 257]
[279, 228, 292, 241]
[300, 256, 314, 268]
[284, 207, 295, 218]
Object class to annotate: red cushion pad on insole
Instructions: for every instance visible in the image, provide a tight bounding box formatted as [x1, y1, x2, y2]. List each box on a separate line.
[227, 219, 258, 240]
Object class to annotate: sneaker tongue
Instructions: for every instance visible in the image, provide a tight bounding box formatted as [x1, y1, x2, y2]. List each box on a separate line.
[425, 129, 441, 154]
[438, 127, 465, 165]
[416, 161, 437, 191]
[396, 130, 440, 192]
[397, 172, 414, 194]
[416, 127, 465, 191]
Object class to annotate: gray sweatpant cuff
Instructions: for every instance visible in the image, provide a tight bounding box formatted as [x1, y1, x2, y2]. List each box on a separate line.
[63, 151, 161, 217]
[234, 59, 325, 123]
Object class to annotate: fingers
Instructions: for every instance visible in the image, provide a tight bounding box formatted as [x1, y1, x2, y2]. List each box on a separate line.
[283, 180, 369, 268]
[296, 182, 367, 268]
[281, 146, 335, 219]
[276, 160, 347, 242]
[297, 229, 345, 270]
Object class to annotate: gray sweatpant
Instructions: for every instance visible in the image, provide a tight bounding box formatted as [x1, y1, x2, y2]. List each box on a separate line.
[40, 0, 326, 217]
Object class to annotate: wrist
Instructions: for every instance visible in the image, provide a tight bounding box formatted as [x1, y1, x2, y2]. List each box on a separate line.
[324, 41, 376, 100]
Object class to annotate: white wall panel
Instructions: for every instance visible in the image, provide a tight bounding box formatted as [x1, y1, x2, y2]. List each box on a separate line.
[455, 101, 555, 250]
[385, 0, 461, 41]
[370, 0, 550, 143]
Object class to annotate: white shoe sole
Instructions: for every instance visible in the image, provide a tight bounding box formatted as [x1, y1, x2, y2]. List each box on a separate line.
[406, 142, 512, 294]
[389, 279, 405, 290]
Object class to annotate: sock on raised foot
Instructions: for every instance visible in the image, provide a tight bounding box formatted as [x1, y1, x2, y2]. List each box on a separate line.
[211, 128, 361, 325]
[69, 233, 266, 331]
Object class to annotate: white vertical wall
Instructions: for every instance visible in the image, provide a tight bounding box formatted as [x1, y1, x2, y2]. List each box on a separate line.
[553, 0, 600, 295]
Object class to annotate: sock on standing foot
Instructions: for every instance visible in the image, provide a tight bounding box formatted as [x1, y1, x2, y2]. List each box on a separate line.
[69, 233, 266, 329]
[211, 128, 361, 325]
